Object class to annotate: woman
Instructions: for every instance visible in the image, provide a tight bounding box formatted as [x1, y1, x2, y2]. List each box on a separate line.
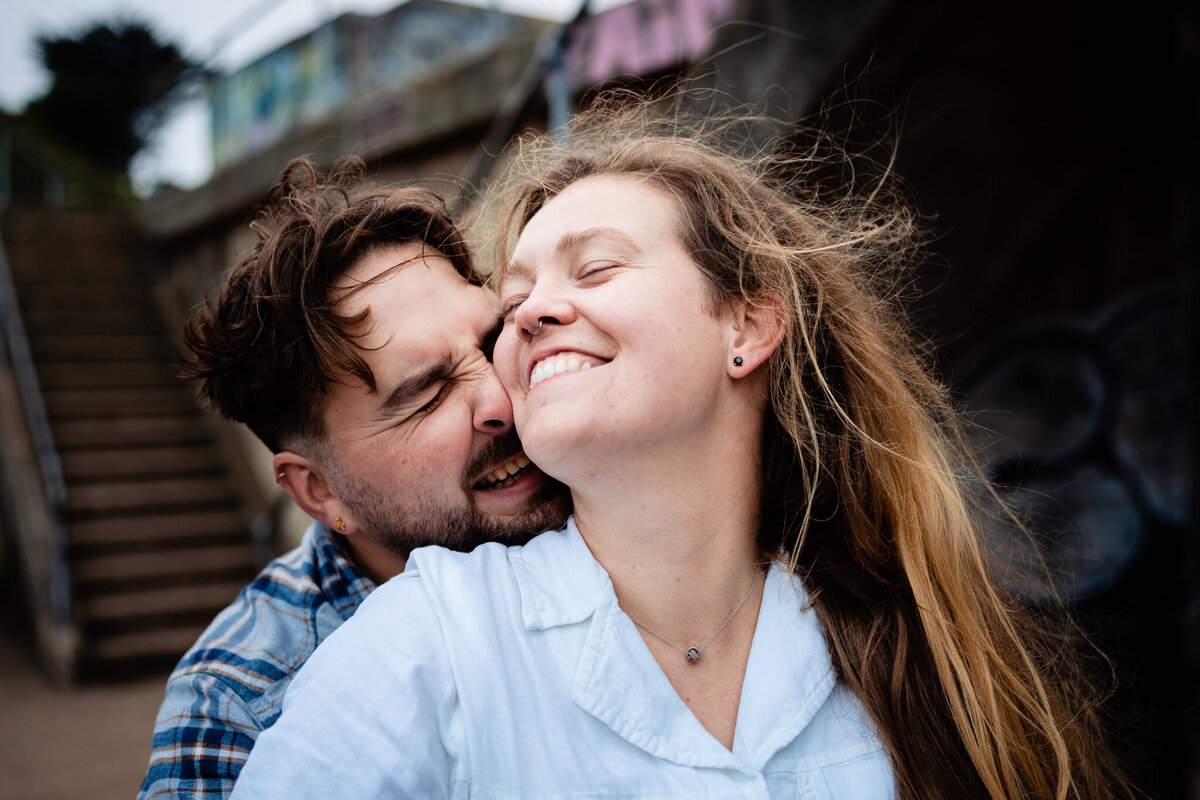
[232, 98, 1129, 799]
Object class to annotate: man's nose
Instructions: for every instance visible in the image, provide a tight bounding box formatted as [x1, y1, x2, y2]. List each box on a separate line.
[474, 363, 514, 433]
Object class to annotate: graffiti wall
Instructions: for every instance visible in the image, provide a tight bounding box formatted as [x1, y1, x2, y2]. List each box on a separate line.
[208, 0, 745, 171]
[565, 0, 738, 89]
[953, 286, 1186, 603]
[210, 1, 521, 170]
[211, 27, 345, 169]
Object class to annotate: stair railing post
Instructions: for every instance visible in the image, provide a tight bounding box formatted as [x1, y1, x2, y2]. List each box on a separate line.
[0, 227, 77, 683]
[0, 130, 11, 210]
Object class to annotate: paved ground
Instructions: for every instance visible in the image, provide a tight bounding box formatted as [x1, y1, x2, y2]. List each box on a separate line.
[0, 606, 168, 800]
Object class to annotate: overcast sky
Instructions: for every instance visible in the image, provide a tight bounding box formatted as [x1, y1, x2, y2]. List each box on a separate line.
[1, 0, 611, 191]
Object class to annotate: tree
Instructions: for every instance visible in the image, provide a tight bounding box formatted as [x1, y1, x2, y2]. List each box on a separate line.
[22, 18, 201, 177]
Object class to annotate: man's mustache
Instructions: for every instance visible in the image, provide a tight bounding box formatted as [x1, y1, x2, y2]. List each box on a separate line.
[465, 431, 526, 486]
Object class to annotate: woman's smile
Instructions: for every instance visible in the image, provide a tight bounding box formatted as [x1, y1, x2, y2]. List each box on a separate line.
[529, 351, 606, 389]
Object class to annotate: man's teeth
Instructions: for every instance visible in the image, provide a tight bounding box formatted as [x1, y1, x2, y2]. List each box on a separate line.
[530, 353, 595, 388]
[484, 455, 531, 488]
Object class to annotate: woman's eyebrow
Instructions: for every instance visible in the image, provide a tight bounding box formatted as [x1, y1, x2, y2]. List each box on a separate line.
[509, 227, 640, 277]
[508, 226, 642, 282]
[555, 227, 639, 255]
[502, 258, 533, 284]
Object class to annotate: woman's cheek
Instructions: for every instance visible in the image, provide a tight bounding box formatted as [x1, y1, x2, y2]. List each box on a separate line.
[492, 326, 523, 397]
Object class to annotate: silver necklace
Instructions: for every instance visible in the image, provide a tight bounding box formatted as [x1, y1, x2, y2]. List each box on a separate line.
[627, 569, 761, 664]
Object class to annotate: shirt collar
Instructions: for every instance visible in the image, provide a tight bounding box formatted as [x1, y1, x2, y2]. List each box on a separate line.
[730, 564, 836, 766]
[310, 522, 377, 620]
[509, 517, 611, 630]
[576, 564, 835, 770]
[510, 518, 837, 770]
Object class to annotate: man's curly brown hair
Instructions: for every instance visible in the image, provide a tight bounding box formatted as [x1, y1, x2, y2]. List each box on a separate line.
[181, 157, 478, 453]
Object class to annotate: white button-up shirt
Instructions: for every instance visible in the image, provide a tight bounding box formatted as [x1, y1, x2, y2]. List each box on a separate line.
[233, 519, 896, 798]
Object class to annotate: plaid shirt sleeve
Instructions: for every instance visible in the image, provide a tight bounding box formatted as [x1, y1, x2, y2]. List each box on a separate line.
[136, 523, 374, 799]
[137, 667, 264, 798]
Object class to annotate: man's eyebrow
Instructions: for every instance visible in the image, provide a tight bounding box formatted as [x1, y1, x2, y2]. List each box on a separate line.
[379, 354, 455, 414]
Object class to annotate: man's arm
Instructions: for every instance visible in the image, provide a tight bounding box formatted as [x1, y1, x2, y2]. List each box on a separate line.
[138, 668, 268, 799]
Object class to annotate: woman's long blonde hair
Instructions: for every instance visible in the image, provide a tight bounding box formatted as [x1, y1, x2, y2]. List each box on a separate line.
[489, 92, 1132, 800]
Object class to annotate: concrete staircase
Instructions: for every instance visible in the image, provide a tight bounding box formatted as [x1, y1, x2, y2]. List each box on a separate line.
[1, 208, 260, 677]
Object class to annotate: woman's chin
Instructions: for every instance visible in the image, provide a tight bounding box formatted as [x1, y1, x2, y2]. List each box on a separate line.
[519, 420, 594, 483]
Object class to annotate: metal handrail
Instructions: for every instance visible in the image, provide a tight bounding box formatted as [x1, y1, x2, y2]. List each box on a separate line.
[0, 226, 72, 665]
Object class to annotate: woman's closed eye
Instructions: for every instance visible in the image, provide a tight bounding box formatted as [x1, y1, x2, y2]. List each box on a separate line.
[500, 294, 528, 323]
[577, 260, 622, 281]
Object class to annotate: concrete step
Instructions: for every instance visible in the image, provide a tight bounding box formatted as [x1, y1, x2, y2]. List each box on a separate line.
[83, 580, 248, 622]
[5, 246, 148, 285]
[85, 624, 210, 664]
[53, 416, 208, 448]
[74, 542, 255, 584]
[21, 307, 162, 335]
[30, 334, 170, 362]
[37, 361, 180, 390]
[3, 208, 262, 676]
[67, 477, 236, 515]
[61, 445, 224, 481]
[45, 387, 198, 418]
[70, 509, 247, 548]
[14, 283, 158, 310]
[2, 208, 143, 244]
[10, 271, 148, 292]
[3, 230, 148, 286]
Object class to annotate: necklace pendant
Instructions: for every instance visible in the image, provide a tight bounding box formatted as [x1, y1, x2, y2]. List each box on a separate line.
[685, 647, 702, 663]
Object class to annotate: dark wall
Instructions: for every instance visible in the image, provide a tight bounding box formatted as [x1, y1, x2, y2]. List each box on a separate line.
[846, 4, 1193, 796]
[852, 6, 1190, 797]
[849, 3, 1183, 357]
[707, 0, 1194, 794]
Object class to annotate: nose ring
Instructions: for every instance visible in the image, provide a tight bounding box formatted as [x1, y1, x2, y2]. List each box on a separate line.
[524, 319, 543, 337]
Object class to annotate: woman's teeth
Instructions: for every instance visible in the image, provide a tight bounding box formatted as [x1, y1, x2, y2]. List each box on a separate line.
[530, 353, 595, 388]
[483, 455, 531, 488]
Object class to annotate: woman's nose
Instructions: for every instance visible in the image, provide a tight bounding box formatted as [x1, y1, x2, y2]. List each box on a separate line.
[512, 283, 575, 340]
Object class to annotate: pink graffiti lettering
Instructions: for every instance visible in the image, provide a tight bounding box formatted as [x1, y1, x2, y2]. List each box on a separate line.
[565, 0, 738, 89]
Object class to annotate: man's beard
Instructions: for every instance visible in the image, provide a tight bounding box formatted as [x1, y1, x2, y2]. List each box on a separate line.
[323, 433, 571, 557]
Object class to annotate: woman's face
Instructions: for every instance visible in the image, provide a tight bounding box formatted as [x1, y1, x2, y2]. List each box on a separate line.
[494, 174, 736, 481]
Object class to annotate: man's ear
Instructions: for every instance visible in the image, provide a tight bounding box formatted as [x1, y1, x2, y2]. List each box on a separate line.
[728, 291, 788, 377]
[273, 451, 356, 535]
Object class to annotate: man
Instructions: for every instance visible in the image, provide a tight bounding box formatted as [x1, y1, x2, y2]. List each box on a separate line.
[137, 158, 569, 798]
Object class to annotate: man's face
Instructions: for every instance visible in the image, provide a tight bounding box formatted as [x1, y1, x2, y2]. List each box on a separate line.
[318, 242, 569, 555]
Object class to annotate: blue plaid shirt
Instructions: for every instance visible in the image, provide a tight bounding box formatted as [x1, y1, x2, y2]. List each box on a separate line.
[138, 522, 375, 799]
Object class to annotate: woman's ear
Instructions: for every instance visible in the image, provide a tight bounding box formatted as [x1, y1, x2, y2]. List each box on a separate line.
[728, 291, 787, 378]
[273, 451, 358, 535]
